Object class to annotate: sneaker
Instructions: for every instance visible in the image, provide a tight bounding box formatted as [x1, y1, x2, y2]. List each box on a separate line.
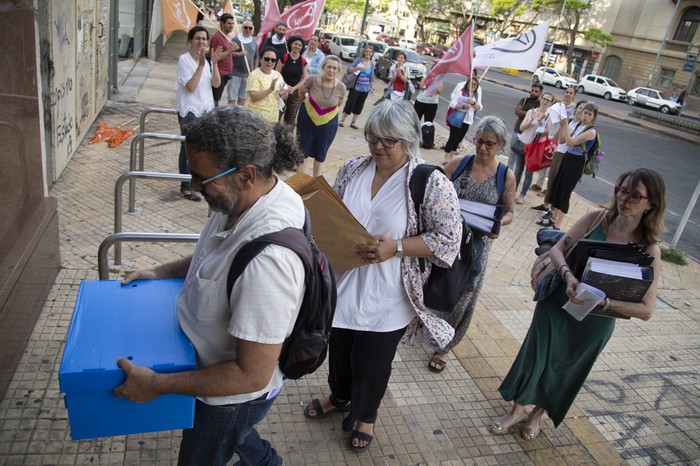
[530, 204, 549, 212]
[541, 211, 553, 220]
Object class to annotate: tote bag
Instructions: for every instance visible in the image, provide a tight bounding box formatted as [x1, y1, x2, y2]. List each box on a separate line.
[524, 135, 557, 172]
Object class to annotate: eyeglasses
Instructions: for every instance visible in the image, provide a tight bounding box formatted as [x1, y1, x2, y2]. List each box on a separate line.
[243, 26, 253, 30]
[196, 167, 239, 186]
[262, 56, 276, 63]
[614, 185, 649, 204]
[365, 133, 398, 149]
[541, 98, 553, 103]
[473, 138, 499, 150]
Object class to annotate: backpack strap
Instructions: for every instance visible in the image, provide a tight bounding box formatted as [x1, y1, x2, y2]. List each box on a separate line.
[450, 155, 507, 204]
[227, 211, 316, 301]
[282, 53, 289, 65]
[409, 164, 445, 273]
[450, 155, 473, 182]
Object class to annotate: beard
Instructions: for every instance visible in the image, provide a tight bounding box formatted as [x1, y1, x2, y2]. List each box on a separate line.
[204, 182, 240, 214]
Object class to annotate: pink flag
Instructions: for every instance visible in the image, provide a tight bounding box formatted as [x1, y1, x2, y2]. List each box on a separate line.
[424, 24, 474, 94]
[256, 0, 282, 48]
[281, 0, 326, 39]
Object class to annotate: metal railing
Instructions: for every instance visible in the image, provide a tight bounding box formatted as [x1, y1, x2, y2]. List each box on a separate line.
[128, 132, 185, 212]
[139, 107, 179, 135]
[98, 232, 200, 280]
[114, 171, 193, 265]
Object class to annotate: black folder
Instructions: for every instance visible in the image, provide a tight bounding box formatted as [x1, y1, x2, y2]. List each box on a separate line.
[582, 264, 654, 319]
[572, 239, 653, 278]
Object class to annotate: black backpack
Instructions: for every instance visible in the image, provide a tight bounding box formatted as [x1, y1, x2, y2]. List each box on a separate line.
[409, 165, 476, 314]
[421, 122, 435, 149]
[227, 210, 337, 379]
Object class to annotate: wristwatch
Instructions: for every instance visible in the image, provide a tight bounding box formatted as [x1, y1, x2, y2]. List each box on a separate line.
[602, 297, 612, 312]
[394, 239, 404, 258]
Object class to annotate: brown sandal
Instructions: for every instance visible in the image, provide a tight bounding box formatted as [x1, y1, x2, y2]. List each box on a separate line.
[428, 353, 447, 373]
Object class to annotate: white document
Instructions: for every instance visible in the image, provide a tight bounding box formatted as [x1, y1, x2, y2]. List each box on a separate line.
[562, 283, 606, 321]
[459, 198, 498, 218]
[586, 257, 643, 279]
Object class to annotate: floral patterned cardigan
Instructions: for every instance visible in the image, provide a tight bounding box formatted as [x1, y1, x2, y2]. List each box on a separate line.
[332, 155, 462, 348]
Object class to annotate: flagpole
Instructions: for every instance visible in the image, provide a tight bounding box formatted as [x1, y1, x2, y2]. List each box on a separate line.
[469, 20, 475, 100]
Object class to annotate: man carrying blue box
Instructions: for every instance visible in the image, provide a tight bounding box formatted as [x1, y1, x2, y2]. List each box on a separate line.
[115, 105, 306, 466]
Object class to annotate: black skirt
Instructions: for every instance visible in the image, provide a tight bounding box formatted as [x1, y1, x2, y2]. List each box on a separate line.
[548, 152, 585, 214]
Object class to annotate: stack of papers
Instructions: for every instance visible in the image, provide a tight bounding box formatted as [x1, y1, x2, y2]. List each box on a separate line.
[458, 198, 504, 236]
[562, 283, 606, 321]
[585, 257, 643, 279]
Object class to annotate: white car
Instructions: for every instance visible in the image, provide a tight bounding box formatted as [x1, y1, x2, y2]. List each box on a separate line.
[532, 67, 577, 88]
[627, 87, 682, 114]
[364, 40, 388, 63]
[398, 38, 417, 51]
[577, 74, 627, 101]
[329, 35, 361, 61]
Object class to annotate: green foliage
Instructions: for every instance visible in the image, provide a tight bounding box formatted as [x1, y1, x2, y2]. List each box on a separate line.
[661, 247, 688, 266]
[325, 0, 365, 15]
[585, 27, 613, 48]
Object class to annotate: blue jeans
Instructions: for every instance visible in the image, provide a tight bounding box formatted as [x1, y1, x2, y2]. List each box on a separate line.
[177, 394, 281, 466]
[178, 112, 198, 191]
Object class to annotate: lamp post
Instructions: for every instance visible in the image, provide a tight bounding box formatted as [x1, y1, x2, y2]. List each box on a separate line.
[646, 0, 682, 87]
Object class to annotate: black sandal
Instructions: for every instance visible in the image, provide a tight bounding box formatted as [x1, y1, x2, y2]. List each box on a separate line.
[536, 218, 558, 229]
[303, 394, 350, 420]
[180, 189, 201, 202]
[350, 429, 374, 451]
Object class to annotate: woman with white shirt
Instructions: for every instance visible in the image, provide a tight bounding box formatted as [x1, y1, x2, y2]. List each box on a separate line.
[303, 34, 326, 76]
[302, 101, 462, 452]
[514, 91, 554, 204]
[175, 26, 224, 202]
[444, 76, 482, 165]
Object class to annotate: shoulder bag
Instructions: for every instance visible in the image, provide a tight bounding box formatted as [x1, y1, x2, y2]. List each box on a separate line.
[530, 209, 607, 301]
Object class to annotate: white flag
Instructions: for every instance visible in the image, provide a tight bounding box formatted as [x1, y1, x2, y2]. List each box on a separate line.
[472, 21, 550, 71]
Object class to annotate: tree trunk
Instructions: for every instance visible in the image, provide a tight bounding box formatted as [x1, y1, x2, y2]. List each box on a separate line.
[253, 0, 262, 33]
[566, 11, 580, 74]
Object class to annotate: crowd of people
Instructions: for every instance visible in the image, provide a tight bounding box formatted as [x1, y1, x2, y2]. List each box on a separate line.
[155, 18, 667, 465]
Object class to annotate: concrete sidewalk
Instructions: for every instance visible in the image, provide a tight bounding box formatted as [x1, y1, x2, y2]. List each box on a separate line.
[1, 33, 699, 465]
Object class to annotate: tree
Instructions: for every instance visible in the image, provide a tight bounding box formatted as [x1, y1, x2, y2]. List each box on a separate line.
[541, 0, 594, 74]
[584, 27, 613, 49]
[406, 0, 436, 41]
[488, 0, 527, 39]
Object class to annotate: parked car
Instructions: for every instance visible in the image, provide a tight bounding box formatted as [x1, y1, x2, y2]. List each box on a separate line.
[319, 31, 337, 54]
[577, 74, 627, 101]
[398, 38, 417, 51]
[416, 42, 431, 55]
[375, 47, 427, 86]
[376, 34, 398, 46]
[363, 40, 388, 63]
[329, 35, 361, 61]
[627, 87, 682, 114]
[533, 66, 577, 88]
[429, 45, 446, 58]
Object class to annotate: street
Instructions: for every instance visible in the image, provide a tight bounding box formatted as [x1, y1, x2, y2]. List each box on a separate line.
[428, 71, 700, 260]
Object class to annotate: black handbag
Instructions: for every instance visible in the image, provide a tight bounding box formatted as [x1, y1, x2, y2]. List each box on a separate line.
[409, 165, 477, 314]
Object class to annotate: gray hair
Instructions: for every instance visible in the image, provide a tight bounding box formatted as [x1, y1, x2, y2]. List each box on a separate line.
[321, 55, 342, 70]
[185, 106, 303, 177]
[472, 116, 508, 148]
[364, 100, 421, 160]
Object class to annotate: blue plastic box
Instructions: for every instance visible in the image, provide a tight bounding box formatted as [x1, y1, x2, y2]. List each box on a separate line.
[59, 279, 196, 440]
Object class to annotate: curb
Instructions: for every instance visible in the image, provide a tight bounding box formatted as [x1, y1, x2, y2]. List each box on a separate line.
[481, 76, 700, 146]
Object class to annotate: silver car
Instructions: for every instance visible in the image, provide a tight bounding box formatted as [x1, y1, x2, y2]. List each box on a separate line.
[374, 47, 427, 86]
[627, 87, 682, 114]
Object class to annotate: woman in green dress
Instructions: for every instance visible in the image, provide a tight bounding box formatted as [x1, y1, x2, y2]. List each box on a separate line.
[489, 167, 666, 440]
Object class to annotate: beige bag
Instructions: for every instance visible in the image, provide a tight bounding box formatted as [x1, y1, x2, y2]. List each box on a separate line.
[530, 210, 607, 291]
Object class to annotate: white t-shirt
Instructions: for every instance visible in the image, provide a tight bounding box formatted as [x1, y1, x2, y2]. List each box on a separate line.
[333, 160, 415, 332]
[178, 180, 306, 405]
[175, 52, 215, 118]
[449, 83, 482, 125]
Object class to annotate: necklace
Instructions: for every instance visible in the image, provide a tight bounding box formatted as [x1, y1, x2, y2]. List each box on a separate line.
[321, 77, 334, 99]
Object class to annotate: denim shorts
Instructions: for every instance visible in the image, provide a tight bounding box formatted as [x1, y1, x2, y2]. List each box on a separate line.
[227, 75, 248, 100]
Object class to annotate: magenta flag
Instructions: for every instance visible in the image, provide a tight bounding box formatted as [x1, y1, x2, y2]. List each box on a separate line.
[424, 23, 473, 94]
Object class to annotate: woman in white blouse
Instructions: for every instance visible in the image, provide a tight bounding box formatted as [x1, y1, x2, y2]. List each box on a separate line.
[175, 26, 225, 201]
[443, 76, 482, 165]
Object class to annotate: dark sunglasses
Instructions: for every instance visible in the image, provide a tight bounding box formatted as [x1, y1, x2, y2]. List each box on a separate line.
[262, 56, 276, 63]
[243, 26, 253, 30]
